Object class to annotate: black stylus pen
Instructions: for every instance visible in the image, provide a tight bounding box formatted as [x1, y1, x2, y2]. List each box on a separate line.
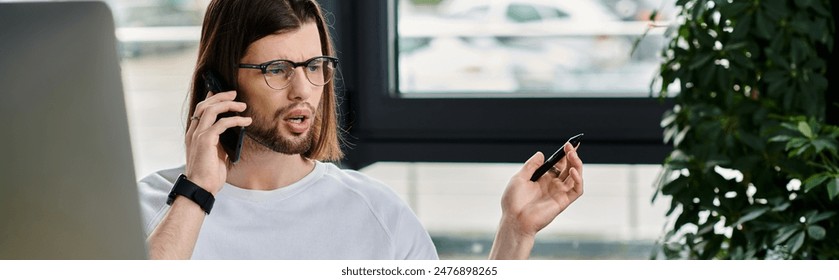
[530, 133, 584, 181]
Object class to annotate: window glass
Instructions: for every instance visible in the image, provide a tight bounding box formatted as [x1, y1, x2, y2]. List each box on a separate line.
[397, 0, 677, 97]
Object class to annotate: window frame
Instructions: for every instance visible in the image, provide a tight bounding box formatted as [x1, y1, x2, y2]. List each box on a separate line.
[322, 0, 672, 169]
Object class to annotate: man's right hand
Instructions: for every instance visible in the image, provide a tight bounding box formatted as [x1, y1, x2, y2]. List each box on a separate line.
[183, 90, 252, 195]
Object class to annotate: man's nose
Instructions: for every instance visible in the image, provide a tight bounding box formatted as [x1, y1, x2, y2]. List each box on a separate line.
[286, 68, 315, 101]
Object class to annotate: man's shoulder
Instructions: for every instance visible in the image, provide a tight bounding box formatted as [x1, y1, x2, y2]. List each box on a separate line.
[320, 162, 389, 189]
[318, 162, 405, 206]
[317, 162, 436, 259]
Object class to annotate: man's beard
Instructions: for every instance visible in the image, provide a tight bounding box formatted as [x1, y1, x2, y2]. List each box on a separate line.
[243, 102, 316, 155]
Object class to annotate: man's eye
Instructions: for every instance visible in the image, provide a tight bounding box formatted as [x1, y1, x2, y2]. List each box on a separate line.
[267, 64, 291, 75]
[307, 65, 321, 72]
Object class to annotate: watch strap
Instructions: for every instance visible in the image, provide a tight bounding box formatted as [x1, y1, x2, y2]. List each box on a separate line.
[167, 174, 215, 215]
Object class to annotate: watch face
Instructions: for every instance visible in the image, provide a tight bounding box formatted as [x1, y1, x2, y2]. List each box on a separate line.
[166, 174, 213, 214]
[166, 190, 178, 206]
[166, 174, 187, 206]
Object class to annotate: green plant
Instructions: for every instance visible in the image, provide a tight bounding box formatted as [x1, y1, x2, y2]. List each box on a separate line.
[652, 0, 838, 259]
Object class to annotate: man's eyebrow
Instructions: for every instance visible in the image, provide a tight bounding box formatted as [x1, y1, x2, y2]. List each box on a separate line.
[269, 55, 327, 62]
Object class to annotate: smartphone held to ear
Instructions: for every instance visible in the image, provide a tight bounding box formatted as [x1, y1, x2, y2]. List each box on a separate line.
[202, 70, 246, 163]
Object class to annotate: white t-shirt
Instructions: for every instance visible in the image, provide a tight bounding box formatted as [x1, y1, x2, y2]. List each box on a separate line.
[137, 161, 438, 259]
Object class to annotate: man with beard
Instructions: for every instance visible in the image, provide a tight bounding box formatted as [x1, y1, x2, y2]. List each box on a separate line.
[137, 0, 584, 260]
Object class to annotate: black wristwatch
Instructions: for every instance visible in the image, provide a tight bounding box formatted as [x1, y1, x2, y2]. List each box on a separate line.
[167, 174, 215, 215]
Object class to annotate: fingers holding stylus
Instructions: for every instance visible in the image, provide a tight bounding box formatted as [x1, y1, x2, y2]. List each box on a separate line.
[559, 166, 583, 197]
[558, 142, 582, 181]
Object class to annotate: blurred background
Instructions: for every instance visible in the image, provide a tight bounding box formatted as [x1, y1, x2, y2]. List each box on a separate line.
[397, 0, 675, 96]
[43, 0, 678, 259]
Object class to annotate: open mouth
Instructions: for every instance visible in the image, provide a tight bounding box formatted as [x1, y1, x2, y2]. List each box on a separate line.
[282, 107, 313, 134]
[287, 115, 307, 123]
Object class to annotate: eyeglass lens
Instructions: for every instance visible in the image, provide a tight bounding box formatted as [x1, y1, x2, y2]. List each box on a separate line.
[264, 58, 335, 89]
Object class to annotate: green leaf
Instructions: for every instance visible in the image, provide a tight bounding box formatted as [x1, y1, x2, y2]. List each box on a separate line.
[828, 126, 839, 138]
[773, 225, 799, 245]
[780, 122, 800, 132]
[689, 1, 705, 21]
[792, 145, 811, 157]
[768, 135, 792, 143]
[661, 111, 678, 127]
[689, 52, 715, 70]
[674, 126, 691, 147]
[803, 174, 830, 192]
[732, 207, 769, 227]
[810, 212, 837, 223]
[815, 137, 838, 153]
[803, 210, 818, 220]
[807, 225, 826, 240]
[696, 220, 716, 236]
[663, 126, 678, 144]
[662, 175, 689, 196]
[722, 42, 747, 51]
[729, 51, 752, 68]
[788, 231, 806, 253]
[797, 122, 814, 138]
[669, 149, 690, 163]
[811, 139, 833, 153]
[785, 138, 808, 150]
[828, 178, 839, 200]
[771, 202, 790, 212]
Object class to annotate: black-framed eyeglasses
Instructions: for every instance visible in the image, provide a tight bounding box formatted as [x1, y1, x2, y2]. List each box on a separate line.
[239, 56, 338, 90]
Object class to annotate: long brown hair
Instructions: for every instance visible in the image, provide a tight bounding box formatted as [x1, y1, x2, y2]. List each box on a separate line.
[188, 0, 343, 161]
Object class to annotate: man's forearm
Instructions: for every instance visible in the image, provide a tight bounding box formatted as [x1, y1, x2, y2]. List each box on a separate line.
[147, 196, 206, 260]
[488, 219, 536, 260]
